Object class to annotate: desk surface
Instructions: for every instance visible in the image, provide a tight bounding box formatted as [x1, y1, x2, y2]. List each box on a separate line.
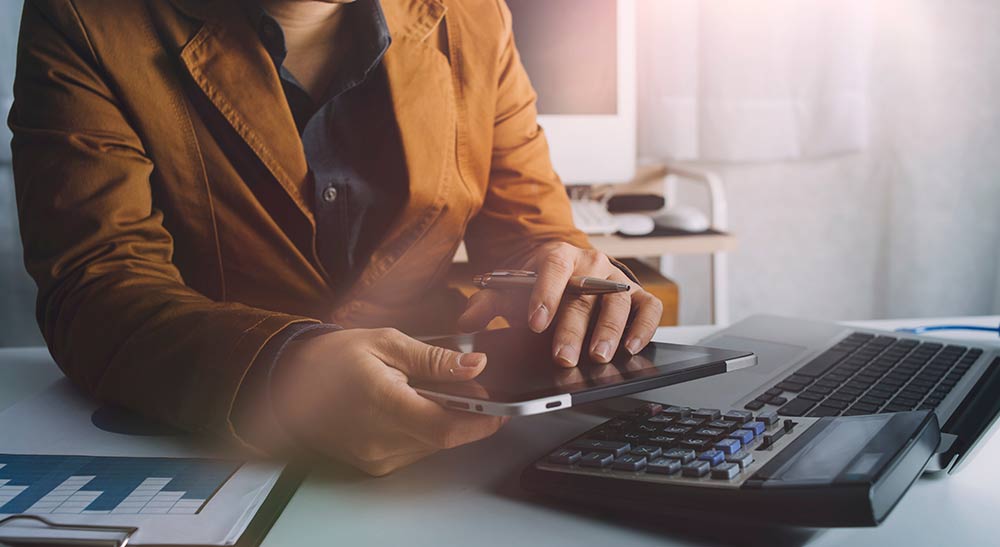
[1, 316, 997, 547]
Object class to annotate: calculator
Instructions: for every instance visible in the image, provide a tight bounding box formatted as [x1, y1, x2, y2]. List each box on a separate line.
[521, 403, 940, 527]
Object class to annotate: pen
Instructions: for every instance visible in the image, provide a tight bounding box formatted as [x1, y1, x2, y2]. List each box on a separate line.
[472, 270, 630, 295]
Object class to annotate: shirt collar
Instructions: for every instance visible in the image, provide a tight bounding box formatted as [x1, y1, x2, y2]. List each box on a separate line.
[245, 0, 392, 93]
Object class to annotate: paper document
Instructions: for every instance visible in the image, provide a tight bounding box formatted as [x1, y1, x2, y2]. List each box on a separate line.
[0, 379, 290, 546]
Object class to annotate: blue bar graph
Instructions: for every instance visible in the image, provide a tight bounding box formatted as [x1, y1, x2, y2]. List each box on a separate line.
[0, 454, 241, 515]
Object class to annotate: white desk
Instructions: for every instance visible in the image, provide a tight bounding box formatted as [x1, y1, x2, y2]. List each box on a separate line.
[0, 316, 997, 547]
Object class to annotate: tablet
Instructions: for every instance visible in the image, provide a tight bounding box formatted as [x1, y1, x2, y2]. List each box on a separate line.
[413, 328, 756, 416]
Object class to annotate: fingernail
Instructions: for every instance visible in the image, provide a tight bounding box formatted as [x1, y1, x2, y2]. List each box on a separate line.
[555, 344, 579, 367]
[593, 340, 612, 362]
[625, 337, 642, 355]
[458, 352, 484, 368]
[528, 304, 549, 333]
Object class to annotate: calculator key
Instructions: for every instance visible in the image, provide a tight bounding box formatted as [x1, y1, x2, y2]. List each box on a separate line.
[692, 408, 722, 420]
[745, 421, 766, 436]
[679, 438, 711, 450]
[579, 452, 615, 468]
[647, 457, 682, 475]
[612, 454, 647, 471]
[548, 449, 582, 465]
[663, 406, 692, 419]
[676, 418, 706, 428]
[569, 439, 630, 457]
[631, 445, 663, 459]
[711, 462, 740, 480]
[646, 435, 679, 448]
[723, 410, 754, 424]
[729, 429, 754, 445]
[682, 460, 711, 477]
[757, 411, 780, 426]
[646, 415, 674, 424]
[694, 427, 725, 439]
[698, 449, 725, 466]
[707, 420, 740, 433]
[714, 438, 742, 455]
[663, 425, 691, 436]
[725, 452, 754, 469]
[662, 448, 697, 464]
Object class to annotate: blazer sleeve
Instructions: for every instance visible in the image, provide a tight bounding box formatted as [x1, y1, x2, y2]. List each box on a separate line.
[462, 0, 593, 271]
[8, 2, 318, 439]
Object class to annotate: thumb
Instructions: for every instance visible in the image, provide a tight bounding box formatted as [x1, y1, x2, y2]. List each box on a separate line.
[379, 330, 487, 382]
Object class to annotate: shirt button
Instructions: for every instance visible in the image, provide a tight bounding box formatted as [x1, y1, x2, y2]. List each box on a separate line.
[322, 186, 339, 203]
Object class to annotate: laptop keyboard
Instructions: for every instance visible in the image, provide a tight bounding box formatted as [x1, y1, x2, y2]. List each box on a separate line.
[744, 332, 984, 417]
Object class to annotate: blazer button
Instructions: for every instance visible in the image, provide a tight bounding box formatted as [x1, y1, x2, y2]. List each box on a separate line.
[322, 186, 338, 203]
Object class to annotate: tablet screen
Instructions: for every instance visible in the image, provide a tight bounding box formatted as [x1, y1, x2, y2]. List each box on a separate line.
[413, 328, 742, 404]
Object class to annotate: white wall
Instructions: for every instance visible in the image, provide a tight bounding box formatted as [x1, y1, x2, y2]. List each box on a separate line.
[660, 0, 1000, 325]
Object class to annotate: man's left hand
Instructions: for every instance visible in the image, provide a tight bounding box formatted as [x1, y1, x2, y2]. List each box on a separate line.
[457, 242, 664, 367]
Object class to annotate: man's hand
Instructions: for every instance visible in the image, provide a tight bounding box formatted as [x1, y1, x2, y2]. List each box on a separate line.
[458, 242, 663, 367]
[269, 328, 505, 476]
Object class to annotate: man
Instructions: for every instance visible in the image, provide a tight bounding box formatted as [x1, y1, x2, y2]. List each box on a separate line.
[9, 0, 662, 475]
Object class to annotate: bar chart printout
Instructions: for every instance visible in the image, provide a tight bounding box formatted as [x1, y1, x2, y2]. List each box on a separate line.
[0, 454, 241, 516]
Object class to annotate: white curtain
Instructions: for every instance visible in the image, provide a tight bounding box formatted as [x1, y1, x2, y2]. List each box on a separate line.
[638, 0, 1000, 322]
[638, 0, 872, 162]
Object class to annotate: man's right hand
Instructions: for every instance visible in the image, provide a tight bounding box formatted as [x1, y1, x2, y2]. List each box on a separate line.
[269, 328, 505, 476]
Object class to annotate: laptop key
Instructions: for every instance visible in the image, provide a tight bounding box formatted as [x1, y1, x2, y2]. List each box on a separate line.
[768, 396, 788, 406]
[777, 398, 816, 417]
[808, 405, 842, 417]
[744, 400, 766, 411]
[796, 349, 849, 378]
[798, 391, 824, 402]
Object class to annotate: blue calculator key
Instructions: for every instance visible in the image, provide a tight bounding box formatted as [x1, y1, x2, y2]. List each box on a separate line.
[681, 460, 711, 477]
[698, 449, 725, 466]
[612, 454, 647, 472]
[570, 439, 631, 457]
[746, 421, 766, 436]
[710, 462, 740, 480]
[662, 448, 697, 464]
[579, 452, 614, 468]
[647, 457, 682, 475]
[729, 429, 754, 445]
[631, 445, 663, 459]
[714, 438, 742, 455]
[725, 452, 755, 469]
[548, 448, 583, 465]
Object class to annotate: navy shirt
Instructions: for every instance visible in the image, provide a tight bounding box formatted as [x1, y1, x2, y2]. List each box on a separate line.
[249, 0, 407, 287]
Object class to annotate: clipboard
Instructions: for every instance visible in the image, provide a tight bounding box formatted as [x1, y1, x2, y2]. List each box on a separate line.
[0, 467, 304, 547]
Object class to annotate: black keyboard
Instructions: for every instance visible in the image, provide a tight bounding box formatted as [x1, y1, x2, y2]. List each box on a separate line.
[522, 402, 941, 527]
[742, 332, 984, 417]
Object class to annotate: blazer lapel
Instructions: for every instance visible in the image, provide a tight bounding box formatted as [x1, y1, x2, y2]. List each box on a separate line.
[173, 1, 314, 224]
[332, 0, 457, 314]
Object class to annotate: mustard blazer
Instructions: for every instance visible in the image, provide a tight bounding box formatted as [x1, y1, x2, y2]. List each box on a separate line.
[9, 0, 589, 435]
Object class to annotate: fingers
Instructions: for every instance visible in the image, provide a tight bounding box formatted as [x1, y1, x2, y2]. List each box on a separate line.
[457, 289, 530, 332]
[623, 290, 664, 355]
[550, 294, 596, 367]
[588, 288, 631, 363]
[371, 328, 486, 382]
[527, 245, 577, 333]
[382, 382, 505, 450]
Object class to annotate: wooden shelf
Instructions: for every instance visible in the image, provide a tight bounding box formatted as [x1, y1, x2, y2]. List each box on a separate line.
[452, 231, 735, 262]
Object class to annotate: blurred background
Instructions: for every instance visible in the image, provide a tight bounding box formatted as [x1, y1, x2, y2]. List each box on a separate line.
[1, 0, 998, 347]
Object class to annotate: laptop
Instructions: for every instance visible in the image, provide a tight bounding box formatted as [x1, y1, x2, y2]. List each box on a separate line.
[640, 314, 1000, 473]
